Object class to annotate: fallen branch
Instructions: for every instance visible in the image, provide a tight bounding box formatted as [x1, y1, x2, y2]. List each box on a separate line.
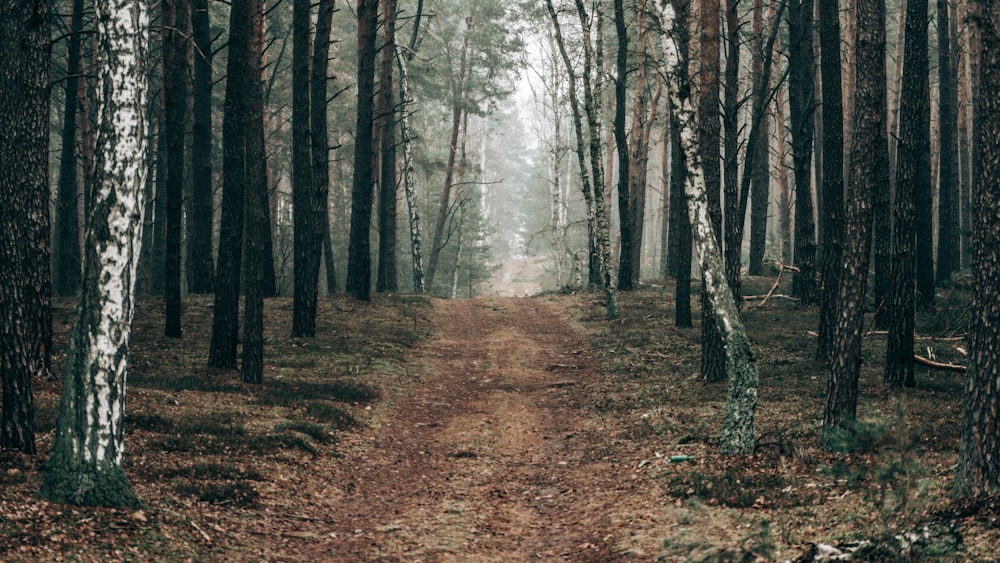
[914, 354, 966, 372]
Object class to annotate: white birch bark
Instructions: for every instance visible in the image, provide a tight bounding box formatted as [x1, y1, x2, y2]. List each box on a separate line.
[656, 0, 760, 455]
[396, 49, 426, 293]
[41, 0, 149, 507]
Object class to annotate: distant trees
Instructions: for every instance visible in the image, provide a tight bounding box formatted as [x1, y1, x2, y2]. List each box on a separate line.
[52, 0, 84, 297]
[41, 0, 149, 508]
[0, 0, 52, 455]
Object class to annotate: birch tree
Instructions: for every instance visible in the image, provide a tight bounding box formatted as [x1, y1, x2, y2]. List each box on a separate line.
[41, 0, 149, 507]
[656, 0, 759, 455]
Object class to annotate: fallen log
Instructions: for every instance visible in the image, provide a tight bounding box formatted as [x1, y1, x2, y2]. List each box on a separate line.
[914, 355, 966, 372]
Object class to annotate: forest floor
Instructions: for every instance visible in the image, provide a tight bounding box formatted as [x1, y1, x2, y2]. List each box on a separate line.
[2, 279, 1000, 561]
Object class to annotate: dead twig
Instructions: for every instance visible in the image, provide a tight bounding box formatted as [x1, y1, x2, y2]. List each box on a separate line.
[914, 354, 966, 372]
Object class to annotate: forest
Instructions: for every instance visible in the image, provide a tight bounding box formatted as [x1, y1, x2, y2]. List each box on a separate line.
[2, 0, 1000, 560]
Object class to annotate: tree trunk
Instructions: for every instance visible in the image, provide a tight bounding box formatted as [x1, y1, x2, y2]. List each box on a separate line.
[614, 0, 635, 291]
[699, 0, 726, 381]
[376, 0, 399, 293]
[311, 0, 335, 299]
[775, 74, 793, 264]
[242, 0, 267, 385]
[747, 0, 770, 277]
[823, 0, 886, 434]
[292, 0, 320, 334]
[937, 0, 961, 284]
[670, 92, 693, 327]
[954, 1, 1000, 496]
[545, 0, 602, 300]
[578, 0, 620, 319]
[658, 0, 760, 454]
[816, 0, 846, 361]
[788, 0, 818, 305]
[872, 0, 893, 330]
[396, 51, 426, 293]
[40, 0, 148, 507]
[346, 0, 379, 301]
[151, 90, 167, 296]
[885, 0, 929, 389]
[722, 0, 742, 304]
[426, 20, 470, 294]
[53, 0, 84, 297]
[0, 0, 52, 454]
[186, 0, 215, 294]
[208, 0, 253, 370]
[163, 0, 190, 339]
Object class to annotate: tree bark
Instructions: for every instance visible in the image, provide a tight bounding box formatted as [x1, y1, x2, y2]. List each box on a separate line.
[208, 0, 253, 369]
[699, 0, 726, 380]
[346, 0, 379, 301]
[396, 50, 425, 293]
[578, 0, 621, 319]
[872, 0, 895, 330]
[885, 0, 929, 389]
[186, 0, 215, 294]
[787, 0, 818, 305]
[614, 0, 635, 291]
[0, 0, 52, 454]
[937, 0, 961, 285]
[376, 0, 399, 293]
[292, 0, 321, 334]
[163, 0, 190, 338]
[747, 0, 770, 277]
[954, 0, 1000, 496]
[53, 0, 84, 297]
[658, 0, 760, 454]
[823, 0, 886, 434]
[242, 0, 267, 384]
[722, 0, 742, 304]
[40, 0, 148, 507]
[816, 0, 846, 361]
[311, 0, 335, 299]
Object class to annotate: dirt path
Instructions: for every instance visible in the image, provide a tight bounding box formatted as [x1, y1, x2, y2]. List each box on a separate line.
[295, 297, 669, 561]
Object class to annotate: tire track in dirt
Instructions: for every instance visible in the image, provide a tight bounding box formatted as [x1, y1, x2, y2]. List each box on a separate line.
[294, 297, 669, 561]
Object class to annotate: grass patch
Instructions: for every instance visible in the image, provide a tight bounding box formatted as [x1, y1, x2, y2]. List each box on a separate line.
[255, 379, 379, 407]
[174, 481, 259, 507]
[274, 420, 338, 444]
[305, 401, 360, 429]
[664, 469, 805, 508]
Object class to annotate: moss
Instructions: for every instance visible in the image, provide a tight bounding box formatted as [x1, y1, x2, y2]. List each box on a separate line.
[40, 456, 141, 509]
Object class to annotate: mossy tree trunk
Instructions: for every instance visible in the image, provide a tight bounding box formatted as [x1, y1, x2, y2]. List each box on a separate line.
[41, 0, 150, 508]
[657, 0, 759, 455]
